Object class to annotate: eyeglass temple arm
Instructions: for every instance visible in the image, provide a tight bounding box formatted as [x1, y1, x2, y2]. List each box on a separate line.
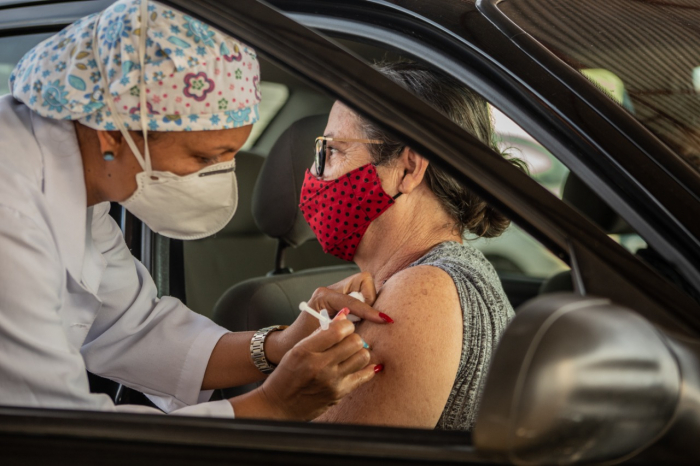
[317, 137, 383, 144]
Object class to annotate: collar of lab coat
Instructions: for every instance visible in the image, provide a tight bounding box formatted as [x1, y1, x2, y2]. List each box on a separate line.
[31, 112, 87, 283]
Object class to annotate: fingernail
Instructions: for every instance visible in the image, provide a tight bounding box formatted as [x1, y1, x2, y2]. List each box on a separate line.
[361, 338, 370, 349]
[374, 364, 384, 373]
[379, 312, 394, 324]
[333, 308, 350, 321]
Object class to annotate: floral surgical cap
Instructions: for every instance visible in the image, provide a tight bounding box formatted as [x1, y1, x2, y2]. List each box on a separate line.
[9, 0, 260, 132]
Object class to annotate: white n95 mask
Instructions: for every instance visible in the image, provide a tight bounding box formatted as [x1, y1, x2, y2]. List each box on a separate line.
[92, 0, 239, 240]
[120, 162, 238, 240]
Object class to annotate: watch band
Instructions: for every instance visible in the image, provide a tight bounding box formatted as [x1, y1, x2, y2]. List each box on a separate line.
[250, 325, 288, 374]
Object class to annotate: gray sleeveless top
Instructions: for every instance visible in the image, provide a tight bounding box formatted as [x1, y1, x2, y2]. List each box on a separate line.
[409, 241, 515, 431]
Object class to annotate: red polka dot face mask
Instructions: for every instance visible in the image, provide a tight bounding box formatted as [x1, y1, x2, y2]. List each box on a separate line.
[299, 164, 402, 261]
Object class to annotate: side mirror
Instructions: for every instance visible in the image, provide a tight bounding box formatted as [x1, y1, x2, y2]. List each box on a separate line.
[473, 293, 700, 464]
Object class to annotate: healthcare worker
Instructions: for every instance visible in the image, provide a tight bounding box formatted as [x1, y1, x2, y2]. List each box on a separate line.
[0, 0, 389, 419]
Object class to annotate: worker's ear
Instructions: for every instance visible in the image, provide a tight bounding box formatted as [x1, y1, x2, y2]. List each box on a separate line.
[95, 130, 123, 157]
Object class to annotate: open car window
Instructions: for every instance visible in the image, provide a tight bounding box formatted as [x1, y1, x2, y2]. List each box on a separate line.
[216, 0, 700, 329]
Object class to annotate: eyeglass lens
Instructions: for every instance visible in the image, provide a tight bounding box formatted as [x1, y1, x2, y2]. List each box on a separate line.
[315, 138, 326, 177]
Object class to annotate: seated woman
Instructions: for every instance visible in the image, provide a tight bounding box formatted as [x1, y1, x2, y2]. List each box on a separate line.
[299, 62, 522, 430]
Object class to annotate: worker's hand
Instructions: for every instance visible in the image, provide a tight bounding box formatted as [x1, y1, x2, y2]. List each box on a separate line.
[230, 312, 378, 421]
[325, 271, 378, 305]
[265, 279, 393, 365]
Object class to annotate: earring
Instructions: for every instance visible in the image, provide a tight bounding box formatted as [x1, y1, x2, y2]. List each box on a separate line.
[103, 151, 115, 161]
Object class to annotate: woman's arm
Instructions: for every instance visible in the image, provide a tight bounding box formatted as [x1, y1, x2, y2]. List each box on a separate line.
[313, 265, 464, 428]
[202, 280, 389, 390]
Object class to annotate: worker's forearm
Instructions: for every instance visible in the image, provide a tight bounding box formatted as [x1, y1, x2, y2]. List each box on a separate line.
[201, 331, 289, 390]
[227, 386, 293, 420]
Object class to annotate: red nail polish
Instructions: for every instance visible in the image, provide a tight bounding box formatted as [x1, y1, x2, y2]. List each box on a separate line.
[379, 312, 394, 324]
[374, 364, 384, 373]
[340, 307, 350, 315]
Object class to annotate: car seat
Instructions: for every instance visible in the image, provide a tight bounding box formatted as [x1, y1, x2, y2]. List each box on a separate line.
[183, 152, 278, 317]
[538, 173, 633, 294]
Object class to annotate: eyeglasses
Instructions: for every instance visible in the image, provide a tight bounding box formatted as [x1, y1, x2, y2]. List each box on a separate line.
[314, 137, 382, 178]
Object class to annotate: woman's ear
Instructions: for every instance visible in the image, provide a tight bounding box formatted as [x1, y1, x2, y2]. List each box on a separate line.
[396, 147, 429, 195]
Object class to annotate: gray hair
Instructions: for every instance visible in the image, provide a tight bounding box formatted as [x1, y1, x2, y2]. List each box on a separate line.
[356, 61, 526, 238]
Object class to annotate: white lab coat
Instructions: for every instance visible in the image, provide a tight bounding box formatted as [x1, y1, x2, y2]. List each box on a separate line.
[0, 95, 234, 417]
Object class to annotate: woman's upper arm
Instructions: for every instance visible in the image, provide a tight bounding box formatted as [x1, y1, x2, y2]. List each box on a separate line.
[315, 265, 464, 428]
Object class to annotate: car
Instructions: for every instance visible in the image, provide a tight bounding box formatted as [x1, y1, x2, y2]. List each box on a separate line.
[1, 0, 699, 464]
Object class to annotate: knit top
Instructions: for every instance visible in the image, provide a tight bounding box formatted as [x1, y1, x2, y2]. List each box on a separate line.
[409, 241, 515, 430]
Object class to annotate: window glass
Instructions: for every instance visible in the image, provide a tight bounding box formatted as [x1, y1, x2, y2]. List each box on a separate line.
[499, 0, 700, 174]
[491, 106, 568, 197]
[0, 33, 52, 96]
[487, 105, 648, 258]
[469, 106, 569, 279]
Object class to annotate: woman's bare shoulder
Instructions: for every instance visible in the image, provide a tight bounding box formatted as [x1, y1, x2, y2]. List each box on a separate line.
[366, 264, 463, 354]
[380, 264, 459, 311]
[314, 264, 464, 428]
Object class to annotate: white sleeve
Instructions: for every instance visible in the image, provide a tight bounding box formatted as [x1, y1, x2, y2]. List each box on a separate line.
[80, 203, 232, 413]
[0, 204, 116, 411]
[0, 204, 234, 418]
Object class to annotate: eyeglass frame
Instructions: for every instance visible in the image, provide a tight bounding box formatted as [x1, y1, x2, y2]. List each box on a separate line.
[314, 136, 383, 178]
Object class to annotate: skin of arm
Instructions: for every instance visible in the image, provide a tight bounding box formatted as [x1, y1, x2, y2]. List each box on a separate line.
[201, 284, 388, 390]
[313, 264, 464, 428]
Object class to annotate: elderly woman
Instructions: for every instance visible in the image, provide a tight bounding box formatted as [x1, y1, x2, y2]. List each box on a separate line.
[0, 0, 390, 419]
[299, 62, 518, 430]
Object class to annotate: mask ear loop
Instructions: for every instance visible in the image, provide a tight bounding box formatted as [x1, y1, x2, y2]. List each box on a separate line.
[92, 1, 149, 173]
[138, 0, 152, 178]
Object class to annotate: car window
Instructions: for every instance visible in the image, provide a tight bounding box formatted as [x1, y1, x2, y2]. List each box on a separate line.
[498, 0, 700, 174]
[488, 106, 648, 257]
[179, 41, 575, 318]
[469, 106, 568, 279]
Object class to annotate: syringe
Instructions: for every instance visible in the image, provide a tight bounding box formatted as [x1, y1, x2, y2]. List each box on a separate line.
[298, 301, 332, 330]
[298, 292, 366, 329]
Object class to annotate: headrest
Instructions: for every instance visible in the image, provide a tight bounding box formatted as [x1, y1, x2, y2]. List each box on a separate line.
[218, 151, 265, 237]
[253, 115, 328, 247]
[562, 173, 634, 235]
